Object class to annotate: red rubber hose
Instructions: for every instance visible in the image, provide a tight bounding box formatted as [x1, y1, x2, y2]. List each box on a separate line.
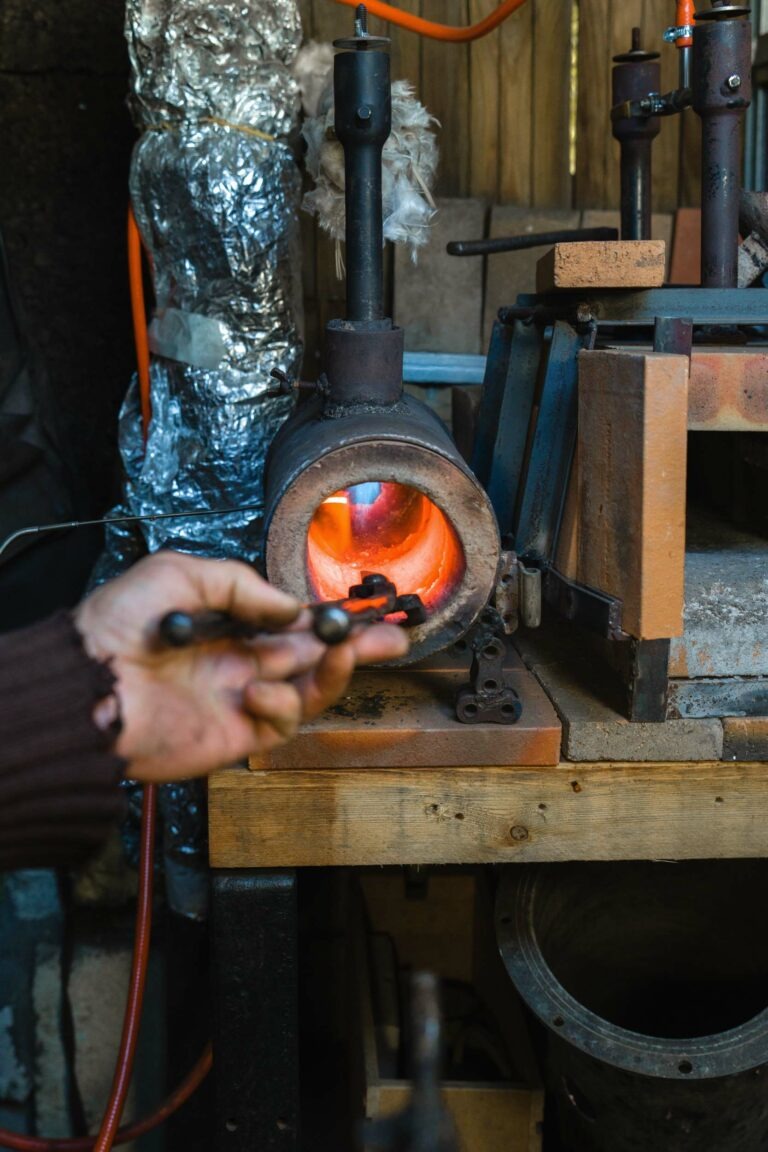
[0, 1045, 212, 1152]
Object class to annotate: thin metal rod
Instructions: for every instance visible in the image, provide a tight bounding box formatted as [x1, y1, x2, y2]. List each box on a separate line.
[0, 506, 262, 563]
[446, 226, 619, 257]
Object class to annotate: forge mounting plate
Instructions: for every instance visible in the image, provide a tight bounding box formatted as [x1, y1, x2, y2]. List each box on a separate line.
[249, 646, 561, 769]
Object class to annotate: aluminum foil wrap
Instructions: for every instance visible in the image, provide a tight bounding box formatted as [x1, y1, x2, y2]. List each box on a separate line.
[90, 0, 304, 917]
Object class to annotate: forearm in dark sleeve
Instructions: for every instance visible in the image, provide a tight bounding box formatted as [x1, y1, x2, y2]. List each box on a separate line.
[0, 611, 127, 871]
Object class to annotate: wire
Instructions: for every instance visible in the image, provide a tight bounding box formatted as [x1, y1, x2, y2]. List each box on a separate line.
[331, 0, 528, 42]
[127, 206, 152, 437]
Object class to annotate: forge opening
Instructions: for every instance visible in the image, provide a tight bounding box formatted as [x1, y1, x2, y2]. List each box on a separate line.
[306, 481, 466, 612]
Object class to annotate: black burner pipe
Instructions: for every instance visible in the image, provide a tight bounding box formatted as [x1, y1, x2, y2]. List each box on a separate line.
[333, 9, 391, 323]
[692, 5, 752, 287]
[612, 29, 661, 241]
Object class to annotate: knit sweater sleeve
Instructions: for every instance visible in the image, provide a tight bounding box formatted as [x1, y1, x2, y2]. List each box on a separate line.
[0, 611, 127, 871]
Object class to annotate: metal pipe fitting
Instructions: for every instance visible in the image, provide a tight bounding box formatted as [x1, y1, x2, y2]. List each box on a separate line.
[692, 5, 753, 287]
[333, 6, 392, 323]
[497, 861, 768, 1151]
[612, 29, 661, 241]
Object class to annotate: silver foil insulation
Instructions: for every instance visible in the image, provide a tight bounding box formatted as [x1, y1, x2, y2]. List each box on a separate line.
[90, 0, 304, 914]
[95, 0, 304, 583]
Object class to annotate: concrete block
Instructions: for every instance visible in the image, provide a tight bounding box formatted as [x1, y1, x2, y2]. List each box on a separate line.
[0, 1006, 30, 1103]
[670, 550, 768, 677]
[668, 678, 768, 719]
[534, 659, 723, 762]
[69, 945, 135, 1136]
[515, 625, 724, 762]
[537, 240, 666, 292]
[394, 198, 486, 355]
[33, 944, 69, 1137]
[722, 717, 768, 761]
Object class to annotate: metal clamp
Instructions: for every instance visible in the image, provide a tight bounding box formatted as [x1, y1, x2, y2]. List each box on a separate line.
[664, 24, 695, 43]
[455, 607, 522, 725]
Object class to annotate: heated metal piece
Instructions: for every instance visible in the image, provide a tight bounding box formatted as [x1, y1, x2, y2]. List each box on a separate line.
[364, 973, 459, 1152]
[692, 3, 753, 287]
[497, 861, 768, 1151]
[455, 607, 522, 725]
[611, 29, 661, 241]
[157, 574, 426, 649]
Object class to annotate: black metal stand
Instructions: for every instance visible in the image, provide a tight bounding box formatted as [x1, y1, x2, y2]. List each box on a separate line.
[211, 870, 299, 1152]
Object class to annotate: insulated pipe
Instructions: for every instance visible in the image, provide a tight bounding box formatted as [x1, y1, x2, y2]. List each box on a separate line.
[612, 29, 661, 241]
[497, 861, 768, 1151]
[692, 5, 752, 287]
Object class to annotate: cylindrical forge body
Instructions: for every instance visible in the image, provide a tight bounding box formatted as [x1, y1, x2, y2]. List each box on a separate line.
[497, 861, 768, 1152]
[692, 9, 752, 287]
[263, 393, 501, 664]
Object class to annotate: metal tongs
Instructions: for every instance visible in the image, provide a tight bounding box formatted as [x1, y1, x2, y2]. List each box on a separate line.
[158, 573, 426, 649]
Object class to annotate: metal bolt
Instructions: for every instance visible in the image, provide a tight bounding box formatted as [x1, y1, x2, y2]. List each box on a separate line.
[727, 74, 742, 90]
[356, 104, 372, 123]
[510, 825, 529, 842]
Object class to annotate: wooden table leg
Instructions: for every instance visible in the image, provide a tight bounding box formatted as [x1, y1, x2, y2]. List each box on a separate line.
[211, 869, 299, 1151]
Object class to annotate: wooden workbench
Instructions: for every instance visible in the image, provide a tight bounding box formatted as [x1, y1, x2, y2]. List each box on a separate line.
[209, 759, 768, 868]
[207, 758, 768, 1152]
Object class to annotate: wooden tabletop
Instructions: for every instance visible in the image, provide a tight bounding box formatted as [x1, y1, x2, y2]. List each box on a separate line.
[208, 760, 768, 869]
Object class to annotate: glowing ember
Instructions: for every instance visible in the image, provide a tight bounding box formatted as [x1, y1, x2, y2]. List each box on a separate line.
[307, 481, 465, 612]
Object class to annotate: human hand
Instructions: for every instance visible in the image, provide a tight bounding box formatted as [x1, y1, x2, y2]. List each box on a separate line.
[74, 551, 409, 781]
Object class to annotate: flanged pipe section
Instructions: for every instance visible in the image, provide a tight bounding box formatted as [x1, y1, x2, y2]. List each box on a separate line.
[496, 861, 768, 1151]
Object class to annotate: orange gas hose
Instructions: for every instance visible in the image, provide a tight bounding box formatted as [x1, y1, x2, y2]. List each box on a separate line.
[127, 205, 152, 437]
[675, 0, 694, 47]
[332, 0, 528, 41]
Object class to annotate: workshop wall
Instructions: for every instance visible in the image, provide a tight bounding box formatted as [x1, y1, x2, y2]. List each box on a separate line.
[299, 0, 703, 369]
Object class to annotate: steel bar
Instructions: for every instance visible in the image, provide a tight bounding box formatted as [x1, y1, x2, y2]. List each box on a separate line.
[692, 8, 753, 287]
[514, 322, 595, 566]
[612, 29, 661, 241]
[446, 227, 618, 258]
[511, 287, 768, 326]
[333, 15, 391, 322]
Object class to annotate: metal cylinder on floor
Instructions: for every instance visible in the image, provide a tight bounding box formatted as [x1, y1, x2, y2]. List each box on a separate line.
[496, 861, 768, 1151]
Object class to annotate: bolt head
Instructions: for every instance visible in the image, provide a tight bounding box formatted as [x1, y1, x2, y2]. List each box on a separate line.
[727, 74, 742, 90]
[356, 104, 373, 123]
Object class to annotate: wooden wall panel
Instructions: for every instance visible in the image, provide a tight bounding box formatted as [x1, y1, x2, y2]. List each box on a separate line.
[532, 0, 573, 207]
[499, 0, 533, 203]
[469, 0, 501, 199]
[421, 0, 471, 196]
[575, 0, 612, 208]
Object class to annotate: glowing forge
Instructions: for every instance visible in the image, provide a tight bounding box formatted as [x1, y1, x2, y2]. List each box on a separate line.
[307, 481, 466, 612]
